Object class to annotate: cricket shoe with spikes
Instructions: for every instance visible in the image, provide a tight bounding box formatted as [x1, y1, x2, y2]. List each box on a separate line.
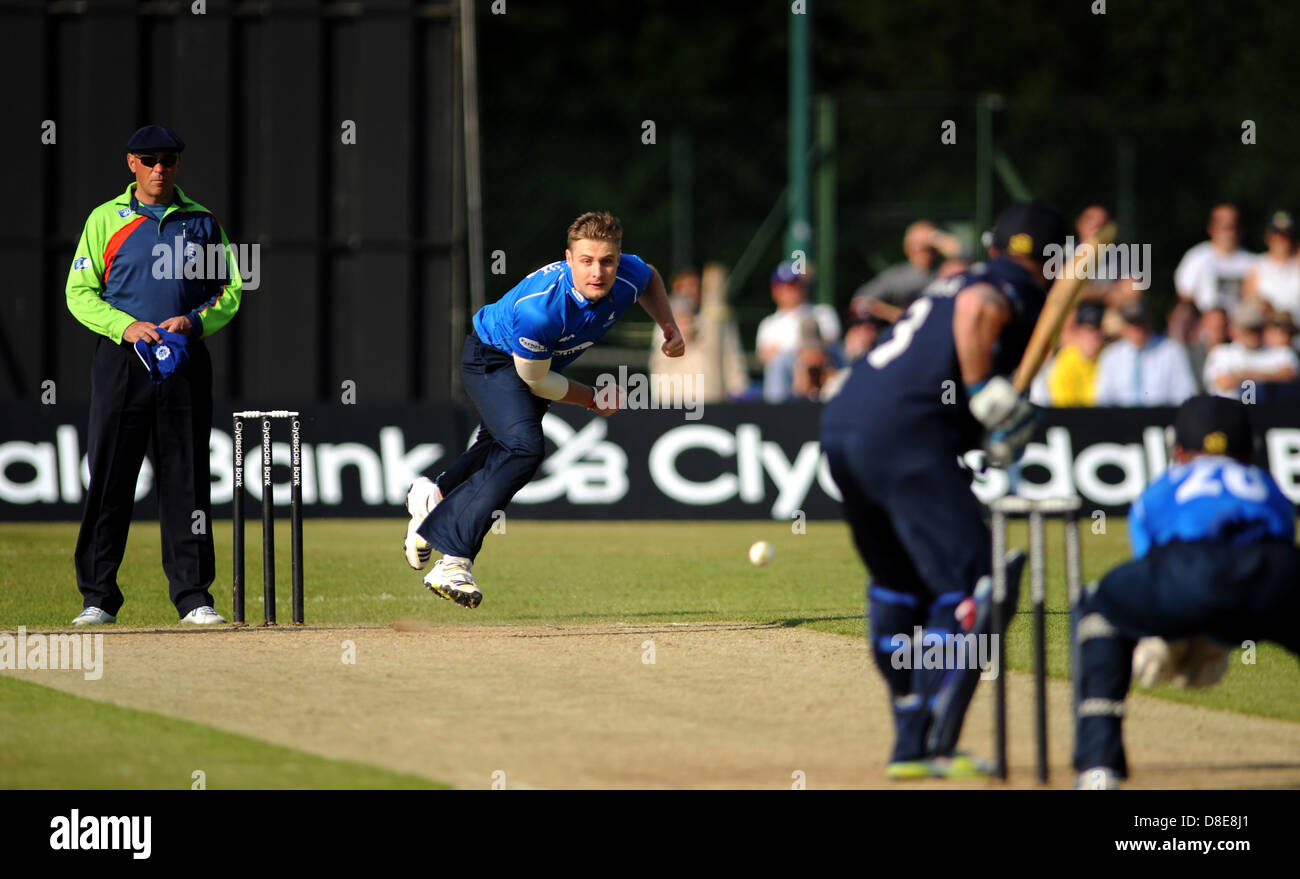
[424, 555, 482, 609]
[402, 477, 443, 570]
[885, 759, 932, 781]
[926, 751, 995, 779]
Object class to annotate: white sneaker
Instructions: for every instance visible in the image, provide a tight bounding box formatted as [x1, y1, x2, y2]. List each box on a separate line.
[72, 607, 116, 626]
[403, 477, 443, 570]
[180, 606, 228, 625]
[1074, 767, 1121, 790]
[423, 555, 482, 609]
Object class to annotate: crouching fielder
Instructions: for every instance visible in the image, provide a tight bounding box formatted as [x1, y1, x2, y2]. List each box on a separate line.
[1073, 395, 1300, 789]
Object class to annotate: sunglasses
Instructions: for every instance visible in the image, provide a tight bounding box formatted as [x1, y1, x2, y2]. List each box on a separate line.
[134, 153, 179, 168]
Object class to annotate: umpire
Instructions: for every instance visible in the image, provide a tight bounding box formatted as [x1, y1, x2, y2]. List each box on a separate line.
[66, 125, 242, 625]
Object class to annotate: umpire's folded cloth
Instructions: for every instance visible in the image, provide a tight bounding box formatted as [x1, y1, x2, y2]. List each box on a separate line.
[133, 328, 191, 383]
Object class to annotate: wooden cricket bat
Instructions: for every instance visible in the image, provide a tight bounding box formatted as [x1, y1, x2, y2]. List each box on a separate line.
[1011, 222, 1118, 393]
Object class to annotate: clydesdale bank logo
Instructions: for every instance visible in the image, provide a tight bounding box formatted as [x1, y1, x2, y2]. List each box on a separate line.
[0, 627, 103, 680]
[50, 810, 151, 860]
[5, 418, 1300, 516]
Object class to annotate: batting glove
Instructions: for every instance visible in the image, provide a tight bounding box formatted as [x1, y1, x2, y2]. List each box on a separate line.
[968, 375, 1039, 468]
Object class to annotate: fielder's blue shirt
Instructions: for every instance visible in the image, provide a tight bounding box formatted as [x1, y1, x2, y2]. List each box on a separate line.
[1129, 455, 1295, 559]
[473, 254, 653, 371]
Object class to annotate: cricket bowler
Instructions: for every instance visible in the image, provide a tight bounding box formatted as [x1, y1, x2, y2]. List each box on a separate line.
[400, 211, 684, 607]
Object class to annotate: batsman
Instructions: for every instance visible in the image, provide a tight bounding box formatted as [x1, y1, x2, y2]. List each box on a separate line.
[821, 202, 1069, 779]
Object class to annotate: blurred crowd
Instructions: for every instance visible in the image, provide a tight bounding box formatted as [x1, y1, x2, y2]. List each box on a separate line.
[1028, 204, 1299, 407]
[652, 203, 1300, 406]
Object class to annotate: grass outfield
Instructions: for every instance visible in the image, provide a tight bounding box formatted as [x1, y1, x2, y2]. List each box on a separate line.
[1, 517, 1297, 789]
[0, 675, 442, 789]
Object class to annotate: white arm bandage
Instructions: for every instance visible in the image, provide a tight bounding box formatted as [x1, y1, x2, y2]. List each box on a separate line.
[513, 355, 570, 401]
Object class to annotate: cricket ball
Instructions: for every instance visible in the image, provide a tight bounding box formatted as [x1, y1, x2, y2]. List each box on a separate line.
[748, 541, 775, 566]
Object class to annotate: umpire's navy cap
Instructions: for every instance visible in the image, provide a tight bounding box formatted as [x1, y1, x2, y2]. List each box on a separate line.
[1174, 395, 1254, 462]
[991, 201, 1068, 261]
[126, 124, 185, 153]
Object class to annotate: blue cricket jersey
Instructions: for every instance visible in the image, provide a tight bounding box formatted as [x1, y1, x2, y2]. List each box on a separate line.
[472, 254, 654, 371]
[1129, 455, 1295, 558]
[822, 257, 1047, 452]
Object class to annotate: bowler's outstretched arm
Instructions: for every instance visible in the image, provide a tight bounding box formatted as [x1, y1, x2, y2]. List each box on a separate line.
[638, 266, 685, 357]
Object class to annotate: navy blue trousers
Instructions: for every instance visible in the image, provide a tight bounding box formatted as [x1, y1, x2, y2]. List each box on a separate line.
[418, 334, 549, 559]
[1073, 540, 1300, 775]
[821, 424, 991, 761]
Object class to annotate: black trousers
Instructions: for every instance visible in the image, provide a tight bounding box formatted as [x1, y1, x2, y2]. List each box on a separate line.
[74, 336, 216, 618]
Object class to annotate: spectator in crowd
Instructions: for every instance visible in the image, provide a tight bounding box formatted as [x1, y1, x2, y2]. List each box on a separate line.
[1164, 300, 1199, 347]
[1095, 302, 1197, 406]
[1044, 303, 1107, 406]
[1203, 302, 1298, 399]
[935, 257, 969, 282]
[1174, 204, 1255, 313]
[1098, 275, 1143, 340]
[665, 266, 702, 312]
[649, 264, 750, 403]
[1243, 211, 1300, 317]
[1164, 268, 1203, 359]
[792, 341, 837, 401]
[841, 299, 889, 362]
[1076, 204, 1111, 242]
[1200, 305, 1230, 346]
[1264, 311, 1298, 354]
[757, 261, 840, 402]
[1165, 299, 1199, 346]
[819, 300, 890, 400]
[1183, 305, 1228, 391]
[1074, 205, 1116, 303]
[852, 220, 963, 323]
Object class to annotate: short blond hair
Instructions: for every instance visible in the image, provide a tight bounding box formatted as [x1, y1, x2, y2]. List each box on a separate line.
[567, 211, 622, 249]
